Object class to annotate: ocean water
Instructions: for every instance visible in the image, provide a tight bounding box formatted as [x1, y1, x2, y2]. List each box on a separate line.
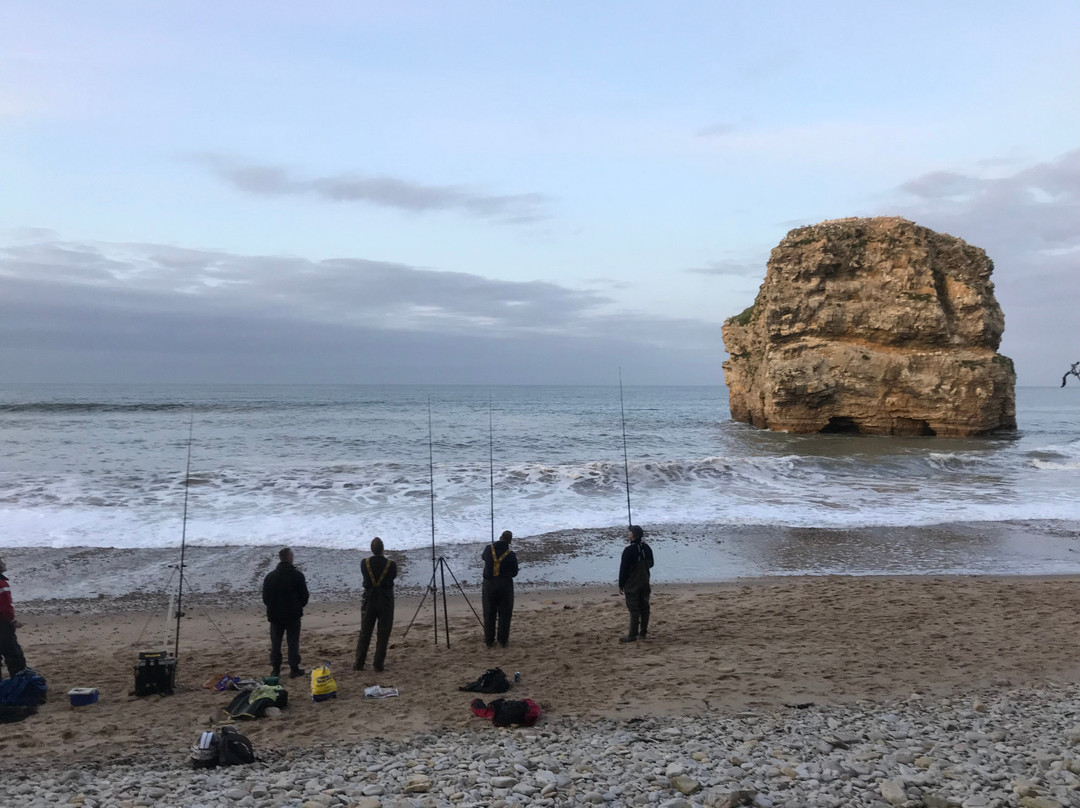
[1, 384, 1078, 551]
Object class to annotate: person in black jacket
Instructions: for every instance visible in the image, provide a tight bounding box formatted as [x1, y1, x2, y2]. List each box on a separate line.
[261, 547, 310, 678]
[618, 525, 653, 643]
[354, 537, 397, 672]
[481, 530, 519, 648]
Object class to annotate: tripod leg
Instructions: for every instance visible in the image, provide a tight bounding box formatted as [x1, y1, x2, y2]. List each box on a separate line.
[442, 559, 484, 628]
[402, 570, 438, 640]
[439, 560, 450, 649]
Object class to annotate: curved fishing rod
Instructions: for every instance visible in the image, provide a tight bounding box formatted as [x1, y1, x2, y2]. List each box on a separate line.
[427, 397, 438, 644]
[619, 368, 632, 527]
[173, 407, 195, 671]
[489, 395, 495, 546]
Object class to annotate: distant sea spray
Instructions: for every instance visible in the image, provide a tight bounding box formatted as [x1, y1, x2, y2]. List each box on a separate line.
[1, 384, 1078, 550]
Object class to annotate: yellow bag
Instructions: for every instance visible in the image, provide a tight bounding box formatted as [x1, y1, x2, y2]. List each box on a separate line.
[311, 662, 338, 702]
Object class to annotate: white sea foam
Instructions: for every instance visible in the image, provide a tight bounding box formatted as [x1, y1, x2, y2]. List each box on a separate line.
[1, 383, 1079, 549]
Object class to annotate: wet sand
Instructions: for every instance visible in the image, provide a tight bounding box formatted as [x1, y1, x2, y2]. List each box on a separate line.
[8, 519, 1080, 612]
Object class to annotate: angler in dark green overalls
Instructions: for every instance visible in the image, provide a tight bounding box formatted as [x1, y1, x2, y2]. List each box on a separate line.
[481, 530, 519, 647]
[354, 537, 397, 672]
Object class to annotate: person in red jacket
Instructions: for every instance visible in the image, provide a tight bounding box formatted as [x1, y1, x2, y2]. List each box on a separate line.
[0, 555, 27, 679]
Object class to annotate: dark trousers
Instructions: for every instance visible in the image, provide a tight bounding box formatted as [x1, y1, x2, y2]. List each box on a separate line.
[482, 577, 514, 646]
[624, 586, 651, 640]
[269, 618, 301, 673]
[0, 621, 26, 678]
[355, 589, 394, 671]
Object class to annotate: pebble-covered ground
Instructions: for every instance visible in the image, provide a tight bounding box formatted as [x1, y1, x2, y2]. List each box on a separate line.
[8, 684, 1080, 808]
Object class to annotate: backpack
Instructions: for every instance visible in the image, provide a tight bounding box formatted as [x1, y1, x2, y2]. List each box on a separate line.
[217, 725, 255, 766]
[190, 726, 255, 768]
[459, 667, 510, 693]
[0, 668, 48, 707]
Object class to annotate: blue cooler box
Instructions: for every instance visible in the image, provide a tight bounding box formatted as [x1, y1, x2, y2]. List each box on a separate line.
[68, 687, 99, 706]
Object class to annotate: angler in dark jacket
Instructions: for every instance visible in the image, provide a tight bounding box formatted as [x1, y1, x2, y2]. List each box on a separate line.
[0, 555, 27, 679]
[261, 547, 310, 678]
[354, 537, 397, 672]
[618, 525, 654, 643]
[481, 530, 519, 648]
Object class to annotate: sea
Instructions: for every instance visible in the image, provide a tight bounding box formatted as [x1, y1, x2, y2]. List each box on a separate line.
[2, 383, 1078, 557]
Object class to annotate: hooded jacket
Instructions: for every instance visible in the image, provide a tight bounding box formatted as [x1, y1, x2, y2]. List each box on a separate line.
[618, 540, 654, 592]
[261, 561, 309, 624]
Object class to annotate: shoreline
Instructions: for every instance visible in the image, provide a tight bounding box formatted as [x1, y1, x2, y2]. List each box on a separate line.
[7, 518, 1080, 612]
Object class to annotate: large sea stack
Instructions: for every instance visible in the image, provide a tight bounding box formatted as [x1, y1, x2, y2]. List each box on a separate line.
[722, 217, 1016, 436]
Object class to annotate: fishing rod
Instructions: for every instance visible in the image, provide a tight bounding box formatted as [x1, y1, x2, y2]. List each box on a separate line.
[427, 397, 438, 644]
[173, 407, 195, 673]
[619, 368, 632, 527]
[403, 397, 485, 644]
[489, 395, 495, 546]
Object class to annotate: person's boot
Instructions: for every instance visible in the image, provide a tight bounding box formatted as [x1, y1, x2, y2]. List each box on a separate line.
[289, 667, 306, 678]
[640, 614, 649, 640]
[620, 613, 639, 643]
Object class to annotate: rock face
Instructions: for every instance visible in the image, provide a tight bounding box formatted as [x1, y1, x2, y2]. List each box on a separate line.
[722, 217, 1016, 436]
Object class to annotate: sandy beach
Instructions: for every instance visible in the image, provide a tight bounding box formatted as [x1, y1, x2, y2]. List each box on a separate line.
[6, 573, 1080, 771]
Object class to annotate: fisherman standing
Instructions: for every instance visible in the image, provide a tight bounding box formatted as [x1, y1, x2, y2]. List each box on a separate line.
[481, 530, 518, 647]
[0, 556, 27, 679]
[261, 547, 309, 679]
[354, 537, 397, 672]
[618, 525, 653, 643]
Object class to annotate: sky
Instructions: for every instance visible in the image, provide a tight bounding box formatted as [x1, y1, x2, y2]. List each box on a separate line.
[1, 1, 1077, 386]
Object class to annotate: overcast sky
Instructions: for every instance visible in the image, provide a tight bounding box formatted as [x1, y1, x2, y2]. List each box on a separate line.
[2, 1, 1077, 386]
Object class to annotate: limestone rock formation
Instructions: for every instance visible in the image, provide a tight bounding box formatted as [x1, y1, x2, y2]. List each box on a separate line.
[721, 217, 1016, 436]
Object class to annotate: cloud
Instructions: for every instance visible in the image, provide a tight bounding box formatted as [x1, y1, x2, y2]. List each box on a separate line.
[685, 258, 762, 277]
[892, 148, 1080, 385]
[0, 237, 723, 384]
[696, 123, 735, 138]
[197, 155, 552, 223]
[896, 149, 1080, 250]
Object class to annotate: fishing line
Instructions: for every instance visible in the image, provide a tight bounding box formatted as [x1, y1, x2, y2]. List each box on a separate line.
[489, 395, 495, 546]
[173, 407, 195, 664]
[619, 368, 633, 527]
[427, 396, 438, 643]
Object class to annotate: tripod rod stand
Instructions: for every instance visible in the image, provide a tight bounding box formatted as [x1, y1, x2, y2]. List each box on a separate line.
[403, 555, 483, 648]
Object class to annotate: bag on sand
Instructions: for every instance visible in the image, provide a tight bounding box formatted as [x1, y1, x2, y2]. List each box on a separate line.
[470, 697, 542, 727]
[190, 726, 255, 769]
[218, 725, 256, 766]
[0, 668, 48, 707]
[190, 731, 219, 769]
[459, 667, 510, 694]
[311, 662, 338, 702]
[225, 684, 288, 719]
